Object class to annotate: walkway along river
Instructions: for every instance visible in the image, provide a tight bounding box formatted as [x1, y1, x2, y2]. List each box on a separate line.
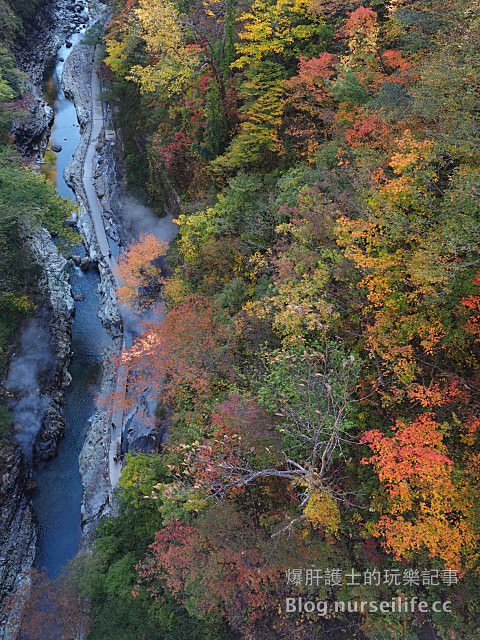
[34, 22, 111, 577]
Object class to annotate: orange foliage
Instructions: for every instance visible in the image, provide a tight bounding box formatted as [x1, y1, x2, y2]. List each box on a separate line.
[407, 380, 469, 409]
[115, 233, 168, 309]
[119, 295, 233, 410]
[336, 130, 444, 387]
[361, 414, 476, 571]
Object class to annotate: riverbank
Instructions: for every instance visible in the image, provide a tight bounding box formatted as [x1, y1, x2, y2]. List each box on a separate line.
[61, 24, 126, 539]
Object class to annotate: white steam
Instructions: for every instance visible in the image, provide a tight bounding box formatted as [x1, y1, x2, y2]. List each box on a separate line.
[4, 319, 55, 458]
[120, 196, 178, 243]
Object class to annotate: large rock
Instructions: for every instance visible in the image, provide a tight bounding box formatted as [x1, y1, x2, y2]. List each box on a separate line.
[12, 95, 54, 153]
[79, 343, 122, 543]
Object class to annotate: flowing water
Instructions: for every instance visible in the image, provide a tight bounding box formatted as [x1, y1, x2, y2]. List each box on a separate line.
[32, 24, 111, 578]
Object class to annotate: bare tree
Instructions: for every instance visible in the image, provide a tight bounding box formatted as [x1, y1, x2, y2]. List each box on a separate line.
[204, 343, 360, 514]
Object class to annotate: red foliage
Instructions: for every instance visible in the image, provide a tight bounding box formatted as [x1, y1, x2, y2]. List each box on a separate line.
[287, 53, 338, 103]
[381, 49, 417, 86]
[190, 394, 267, 489]
[117, 295, 233, 410]
[345, 115, 390, 150]
[211, 393, 264, 433]
[336, 6, 377, 40]
[153, 130, 192, 178]
[137, 519, 281, 620]
[285, 53, 338, 158]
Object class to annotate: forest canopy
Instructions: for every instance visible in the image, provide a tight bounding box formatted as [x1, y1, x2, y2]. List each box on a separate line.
[20, 0, 480, 638]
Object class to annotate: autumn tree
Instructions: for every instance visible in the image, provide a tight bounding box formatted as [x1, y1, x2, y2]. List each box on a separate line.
[116, 295, 233, 414]
[181, 343, 360, 536]
[284, 53, 338, 160]
[115, 232, 168, 311]
[361, 413, 477, 572]
[246, 185, 347, 338]
[214, 0, 331, 170]
[137, 513, 283, 630]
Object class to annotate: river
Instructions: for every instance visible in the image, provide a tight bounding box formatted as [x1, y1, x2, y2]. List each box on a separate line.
[34, 23, 110, 578]
[30, 6, 178, 578]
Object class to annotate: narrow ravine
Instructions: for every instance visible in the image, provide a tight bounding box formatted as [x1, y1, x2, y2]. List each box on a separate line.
[27, 0, 178, 581]
[33, 20, 110, 578]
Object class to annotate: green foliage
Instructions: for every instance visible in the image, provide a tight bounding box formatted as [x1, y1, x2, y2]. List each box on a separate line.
[118, 452, 167, 506]
[258, 342, 360, 456]
[0, 151, 77, 244]
[78, 459, 228, 640]
[332, 68, 370, 105]
[0, 148, 75, 372]
[0, 0, 19, 42]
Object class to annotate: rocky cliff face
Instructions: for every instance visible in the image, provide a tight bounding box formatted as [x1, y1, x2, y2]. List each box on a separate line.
[0, 2, 86, 634]
[13, 0, 90, 157]
[0, 126, 75, 640]
[0, 445, 36, 640]
[20, 223, 75, 461]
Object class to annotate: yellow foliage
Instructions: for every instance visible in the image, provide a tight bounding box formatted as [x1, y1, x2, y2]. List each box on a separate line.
[233, 0, 325, 70]
[304, 489, 340, 537]
[126, 0, 199, 94]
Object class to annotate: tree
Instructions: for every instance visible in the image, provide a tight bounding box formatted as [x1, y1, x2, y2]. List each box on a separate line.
[245, 185, 345, 338]
[125, 0, 200, 96]
[284, 53, 338, 160]
[462, 271, 480, 342]
[113, 295, 233, 415]
[137, 515, 282, 626]
[214, 0, 331, 170]
[233, 0, 328, 70]
[189, 343, 360, 532]
[361, 414, 477, 571]
[213, 61, 287, 169]
[115, 232, 168, 310]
